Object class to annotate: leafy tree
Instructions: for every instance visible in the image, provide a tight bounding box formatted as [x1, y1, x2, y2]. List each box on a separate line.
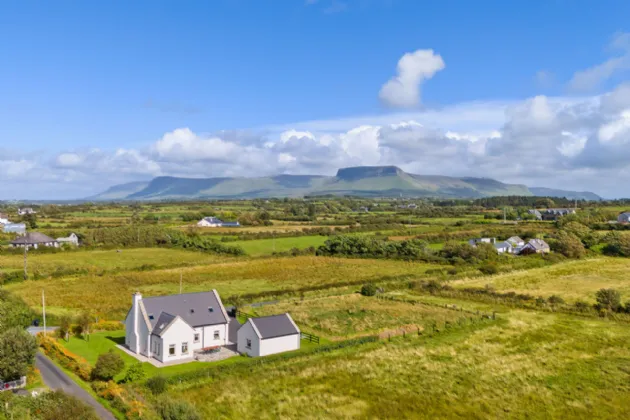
[562, 222, 591, 240]
[360, 283, 377, 297]
[122, 362, 146, 383]
[595, 288, 622, 312]
[74, 312, 92, 340]
[0, 328, 37, 381]
[551, 231, 585, 258]
[58, 314, 72, 341]
[534, 198, 555, 209]
[91, 351, 124, 381]
[478, 263, 499, 275]
[0, 290, 33, 332]
[146, 375, 168, 395]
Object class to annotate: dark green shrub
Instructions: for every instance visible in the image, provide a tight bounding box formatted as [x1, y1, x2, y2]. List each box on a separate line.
[122, 362, 145, 383]
[91, 351, 124, 381]
[146, 375, 168, 395]
[547, 295, 565, 305]
[360, 283, 377, 297]
[478, 263, 499, 275]
[155, 398, 200, 420]
[595, 288, 621, 312]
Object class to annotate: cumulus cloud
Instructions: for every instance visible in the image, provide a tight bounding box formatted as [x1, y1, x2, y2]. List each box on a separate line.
[379, 49, 445, 108]
[569, 32, 630, 92]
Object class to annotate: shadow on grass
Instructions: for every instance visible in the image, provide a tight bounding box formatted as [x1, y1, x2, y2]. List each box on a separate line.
[106, 335, 126, 345]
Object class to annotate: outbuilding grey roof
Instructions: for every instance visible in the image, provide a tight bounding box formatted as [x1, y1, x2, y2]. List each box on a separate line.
[142, 290, 228, 328]
[249, 314, 300, 339]
[527, 239, 550, 250]
[494, 241, 512, 250]
[151, 312, 176, 336]
[10, 232, 57, 245]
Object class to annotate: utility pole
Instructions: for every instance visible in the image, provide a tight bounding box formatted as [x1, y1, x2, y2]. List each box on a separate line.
[42, 290, 46, 336]
[23, 245, 28, 280]
[503, 207, 506, 224]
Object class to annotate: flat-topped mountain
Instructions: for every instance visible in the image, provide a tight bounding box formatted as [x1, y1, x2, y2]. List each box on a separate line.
[90, 166, 601, 201]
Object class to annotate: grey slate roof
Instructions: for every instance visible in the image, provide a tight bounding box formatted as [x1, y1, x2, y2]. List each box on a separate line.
[250, 314, 299, 339]
[142, 290, 228, 328]
[151, 312, 176, 336]
[494, 241, 512, 250]
[527, 239, 550, 250]
[10, 232, 57, 245]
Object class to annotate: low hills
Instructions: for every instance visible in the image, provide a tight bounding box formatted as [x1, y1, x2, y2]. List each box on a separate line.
[90, 166, 601, 201]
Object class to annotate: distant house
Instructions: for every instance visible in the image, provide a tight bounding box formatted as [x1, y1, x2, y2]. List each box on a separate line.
[468, 237, 496, 247]
[506, 236, 525, 247]
[17, 208, 36, 216]
[56, 233, 79, 246]
[10, 232, 58, 249]
[0, 213, 9, 225]
[124, 290, 230, 363]
[197, 217, 240, 228]
[407, 203, 418, 209]
[358, 206, 369, 213]
[527, 210, 542, 220]
[3, 223, 26, 234]
[237, 314, 300, 357]
[494, 241, 514, 254]
[519, 238, 550, 254]
[541, 208, 576, 221]
[618, 212, 630, 224]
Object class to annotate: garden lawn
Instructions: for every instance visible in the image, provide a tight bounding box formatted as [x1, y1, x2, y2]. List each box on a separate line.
[452, 257, 630, 303]
[7, 256, 442, 320]
[157, 310, 630, 419]
[251, 294, 469, 340]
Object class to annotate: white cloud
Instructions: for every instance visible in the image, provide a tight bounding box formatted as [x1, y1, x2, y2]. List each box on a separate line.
[569, 32, 630, 92]
[379, 49, 445, 108]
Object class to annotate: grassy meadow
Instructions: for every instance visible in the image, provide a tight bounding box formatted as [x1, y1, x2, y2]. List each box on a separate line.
[162, 309, 630, 419]
[252, 294, 468, 340]
[7, 256, 441, 319]
[453, 257, 630, 303]
[230, 235, 328, 256]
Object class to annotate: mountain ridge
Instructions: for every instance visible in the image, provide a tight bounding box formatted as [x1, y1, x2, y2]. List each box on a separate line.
[90, 166, 602, 201]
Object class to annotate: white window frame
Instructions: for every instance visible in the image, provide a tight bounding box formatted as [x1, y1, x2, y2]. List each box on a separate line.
[194, 333, 200, 343]
[246, 338, 252, 349]
[182, 342, 189, 355]
[169, 344, 175, 357]
[214, 330, 220, 340]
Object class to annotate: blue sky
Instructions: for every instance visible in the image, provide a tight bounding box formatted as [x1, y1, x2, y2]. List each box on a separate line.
[1, 0, 630, 198]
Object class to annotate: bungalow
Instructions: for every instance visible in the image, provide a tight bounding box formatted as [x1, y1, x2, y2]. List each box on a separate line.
[237, 314, 300, 357]
[506, 236, 525, 247]
[56, 233, 80, 246]
[527, 209, 542, 221]
[519, 238, 550, 254]
[17, 208, 36, 216]
[10, 232, 58, 249]
[197, 217, 240, 228]
[618, 212, 630, 224]
[3, 223, 26, 234]
[494, 241, 514, 254]
[124, 290, 230, 363]
[541, 208, 576, 221]
[468, 237, 496, 247]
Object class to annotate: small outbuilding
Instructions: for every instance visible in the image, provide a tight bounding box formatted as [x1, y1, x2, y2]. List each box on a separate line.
[237, 314, 300, 357]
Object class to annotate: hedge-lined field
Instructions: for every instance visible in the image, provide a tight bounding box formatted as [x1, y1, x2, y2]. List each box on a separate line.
[252, 294, 469, 340]
[7, 257, 441, 319]
[161, 310, 630, 419]
[453, 257, 630, 303]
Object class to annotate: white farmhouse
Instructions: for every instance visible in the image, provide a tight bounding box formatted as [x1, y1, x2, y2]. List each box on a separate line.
[17, 208, 36, 216]
[57, 233, 79, 246]
[125, 290, 230, 363]
[197, 217, 224, 227]
[237, 314, 300, 357]
[10, 232, 58, 249]
[618, 212, 630, 224]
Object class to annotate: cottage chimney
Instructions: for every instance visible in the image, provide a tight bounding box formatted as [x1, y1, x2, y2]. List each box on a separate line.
[132, 292, 142, 353]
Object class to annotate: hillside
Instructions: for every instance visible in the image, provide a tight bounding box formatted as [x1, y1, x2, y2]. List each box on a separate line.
[528, 187, 602, 201]
[90, 166, 598, 200]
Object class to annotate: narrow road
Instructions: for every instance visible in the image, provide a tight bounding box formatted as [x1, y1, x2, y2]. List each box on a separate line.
[35, 352, 116, 420]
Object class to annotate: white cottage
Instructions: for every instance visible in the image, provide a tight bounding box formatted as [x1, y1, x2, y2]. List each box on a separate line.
[125, 290, 229, 363]
[57, 233, 79, 246]
[237, 314, 300, 357]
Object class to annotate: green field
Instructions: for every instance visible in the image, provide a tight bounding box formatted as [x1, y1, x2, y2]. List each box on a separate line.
[231, 235, 328, 256]
[162, 309, 630, 419]
[252, 294, 470, 340]
[453, 257, 630, 303]
[7, 256, 441, 319]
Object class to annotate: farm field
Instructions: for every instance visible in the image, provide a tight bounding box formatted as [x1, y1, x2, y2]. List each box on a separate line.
[7, 256, 442, 319]
[0, 248, 228, 275]
[251, 294, 470, 340]
[453, 257, 630, 303]
[231, 235, 328, 256]
[161, 309, 630, 419]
